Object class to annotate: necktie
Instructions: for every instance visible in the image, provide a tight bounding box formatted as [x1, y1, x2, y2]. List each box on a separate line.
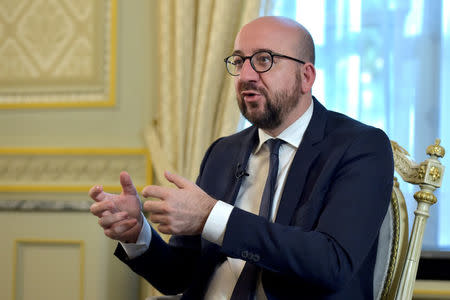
[230, 138, 284, 300]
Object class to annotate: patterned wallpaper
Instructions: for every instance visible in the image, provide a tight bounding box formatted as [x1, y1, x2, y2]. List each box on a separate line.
[0, 0, 116, 107]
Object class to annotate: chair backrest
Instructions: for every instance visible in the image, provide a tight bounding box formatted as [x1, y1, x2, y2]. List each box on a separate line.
[374, 139, 446, 300]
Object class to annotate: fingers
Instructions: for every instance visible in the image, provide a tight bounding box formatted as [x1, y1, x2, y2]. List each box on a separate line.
[156, 225, 172, 235]
[147, 212, 168, 225]
[120, 171, 138, 196]
[88, 185, 106, 202]
[98, 211, 128, 228]
[143, 199, 167, 214]
[104, 218, 139, 240]
[97, 212, 139, 241]
[90, 199, 118, 217]
[141, 172, 193, 199]
[90, 171, 137, 201]
[164, 171, 191, 189]
[142, 185, 169, 199]
[101, 210, 112, 217]
[147, 212, 175, 235]
[144, 201, 173, 233]
[89, 172, 142, 243]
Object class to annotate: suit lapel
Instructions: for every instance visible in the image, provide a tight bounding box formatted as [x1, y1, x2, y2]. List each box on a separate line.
[226, 126, 259, 205]
[200, 128, 258, 284]
[275, 98, 327, 225]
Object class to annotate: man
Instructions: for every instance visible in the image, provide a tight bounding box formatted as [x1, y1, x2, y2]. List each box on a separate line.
[90, 16, 394, 299]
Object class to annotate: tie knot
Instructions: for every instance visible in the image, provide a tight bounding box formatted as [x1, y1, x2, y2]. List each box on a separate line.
[266, 138, 284, 156]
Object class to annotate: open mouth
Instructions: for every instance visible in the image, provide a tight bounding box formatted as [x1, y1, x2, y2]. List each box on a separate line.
[241, 91, 261, 101]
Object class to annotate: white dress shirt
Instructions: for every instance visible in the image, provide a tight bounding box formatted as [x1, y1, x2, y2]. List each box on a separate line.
[122, 101, 314, 299]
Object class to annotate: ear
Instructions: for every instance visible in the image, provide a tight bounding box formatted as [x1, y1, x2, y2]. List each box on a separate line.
[301, 63, 316, 94]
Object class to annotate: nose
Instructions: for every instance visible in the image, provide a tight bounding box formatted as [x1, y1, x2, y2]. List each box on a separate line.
[238, 58, 259, 82]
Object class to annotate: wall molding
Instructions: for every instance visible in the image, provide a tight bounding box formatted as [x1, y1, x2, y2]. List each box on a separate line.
[12, 239, 85, 300]
[0, 147, 151, 193]
[0, 199, 91, 212]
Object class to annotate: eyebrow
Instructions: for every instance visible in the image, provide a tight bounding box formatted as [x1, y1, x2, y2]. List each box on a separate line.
[231, 48, 275, 56]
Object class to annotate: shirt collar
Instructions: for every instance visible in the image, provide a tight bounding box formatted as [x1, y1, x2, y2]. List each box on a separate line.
[254, 100, 314, 154]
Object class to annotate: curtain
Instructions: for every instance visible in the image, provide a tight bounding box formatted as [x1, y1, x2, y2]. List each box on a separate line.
[143, 1, 261, 297]
[145, 0, 261, 186]
[263, 0, 450, 250]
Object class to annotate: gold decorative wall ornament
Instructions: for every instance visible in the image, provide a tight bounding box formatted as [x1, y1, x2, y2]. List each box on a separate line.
[0, 0, 116, 108]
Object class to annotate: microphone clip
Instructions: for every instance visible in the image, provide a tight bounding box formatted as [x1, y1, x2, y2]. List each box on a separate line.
[235, 163, 249, 179]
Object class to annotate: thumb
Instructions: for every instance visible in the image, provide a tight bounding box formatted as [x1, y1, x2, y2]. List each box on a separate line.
[164, 171, 191, 189]
[120, 171, 137, 195]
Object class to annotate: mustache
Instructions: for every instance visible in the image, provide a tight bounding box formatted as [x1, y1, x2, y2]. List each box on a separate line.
[238, 81, 265, 94]
[238, 81, 260, 93]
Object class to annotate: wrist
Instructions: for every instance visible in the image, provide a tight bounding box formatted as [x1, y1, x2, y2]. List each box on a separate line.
[201, 197, 218, 231]
[124, 212, 146, 243]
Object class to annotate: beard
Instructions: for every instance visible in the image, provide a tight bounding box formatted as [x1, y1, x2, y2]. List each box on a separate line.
[237, 72, 302, 130]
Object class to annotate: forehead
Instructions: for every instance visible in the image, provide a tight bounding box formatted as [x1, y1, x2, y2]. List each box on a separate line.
[234, 20, 299, 55]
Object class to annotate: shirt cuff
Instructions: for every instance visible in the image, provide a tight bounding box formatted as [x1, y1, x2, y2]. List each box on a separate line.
[120, 213, 152, 259]
[202, 200, 234, 246]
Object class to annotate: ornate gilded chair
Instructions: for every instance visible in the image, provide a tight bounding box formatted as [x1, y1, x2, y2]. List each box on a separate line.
[374, 139, 446, 300]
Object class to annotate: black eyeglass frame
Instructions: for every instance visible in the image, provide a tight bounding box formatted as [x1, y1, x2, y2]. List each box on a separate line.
[224, 50, 306, 76]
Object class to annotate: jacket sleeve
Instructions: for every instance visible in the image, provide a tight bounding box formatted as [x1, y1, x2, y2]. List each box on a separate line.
[114, 227, 201, 295]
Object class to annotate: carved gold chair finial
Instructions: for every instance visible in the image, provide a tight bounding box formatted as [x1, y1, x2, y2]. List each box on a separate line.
[426, 138, 445, 158]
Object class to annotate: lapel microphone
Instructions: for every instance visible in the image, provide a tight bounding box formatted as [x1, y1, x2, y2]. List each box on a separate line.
[235, 163, 250, 179]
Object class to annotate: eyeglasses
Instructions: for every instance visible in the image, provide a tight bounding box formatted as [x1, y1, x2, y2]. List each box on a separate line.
[224, 50, 305, 76]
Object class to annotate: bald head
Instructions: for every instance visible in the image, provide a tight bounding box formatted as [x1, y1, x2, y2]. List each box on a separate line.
[235, 16, 315, 64]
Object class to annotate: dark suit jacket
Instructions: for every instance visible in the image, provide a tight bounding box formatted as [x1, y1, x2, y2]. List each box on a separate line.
[115, 98, 394, 299]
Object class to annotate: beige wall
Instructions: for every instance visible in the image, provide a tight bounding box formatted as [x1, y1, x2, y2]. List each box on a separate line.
[0, 1, 158, 300]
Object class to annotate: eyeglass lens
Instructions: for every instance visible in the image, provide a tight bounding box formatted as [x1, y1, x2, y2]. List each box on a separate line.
[226, 51, 273, 75]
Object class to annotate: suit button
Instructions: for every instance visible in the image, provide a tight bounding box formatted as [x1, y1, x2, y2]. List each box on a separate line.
[241, 250, 248, 258]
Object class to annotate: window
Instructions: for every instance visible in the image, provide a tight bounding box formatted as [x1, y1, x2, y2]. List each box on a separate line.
[241, 0, 450, 251]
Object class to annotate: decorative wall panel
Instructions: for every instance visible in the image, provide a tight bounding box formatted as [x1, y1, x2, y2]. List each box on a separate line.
[13, 239, 84, 300]
[0, 0, 116, 108]
[0, 148, 151, 192]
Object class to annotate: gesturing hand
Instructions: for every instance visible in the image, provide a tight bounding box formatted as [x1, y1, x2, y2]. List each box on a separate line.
[89, 171, 143, 243]
[142, 171, 217, 235]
